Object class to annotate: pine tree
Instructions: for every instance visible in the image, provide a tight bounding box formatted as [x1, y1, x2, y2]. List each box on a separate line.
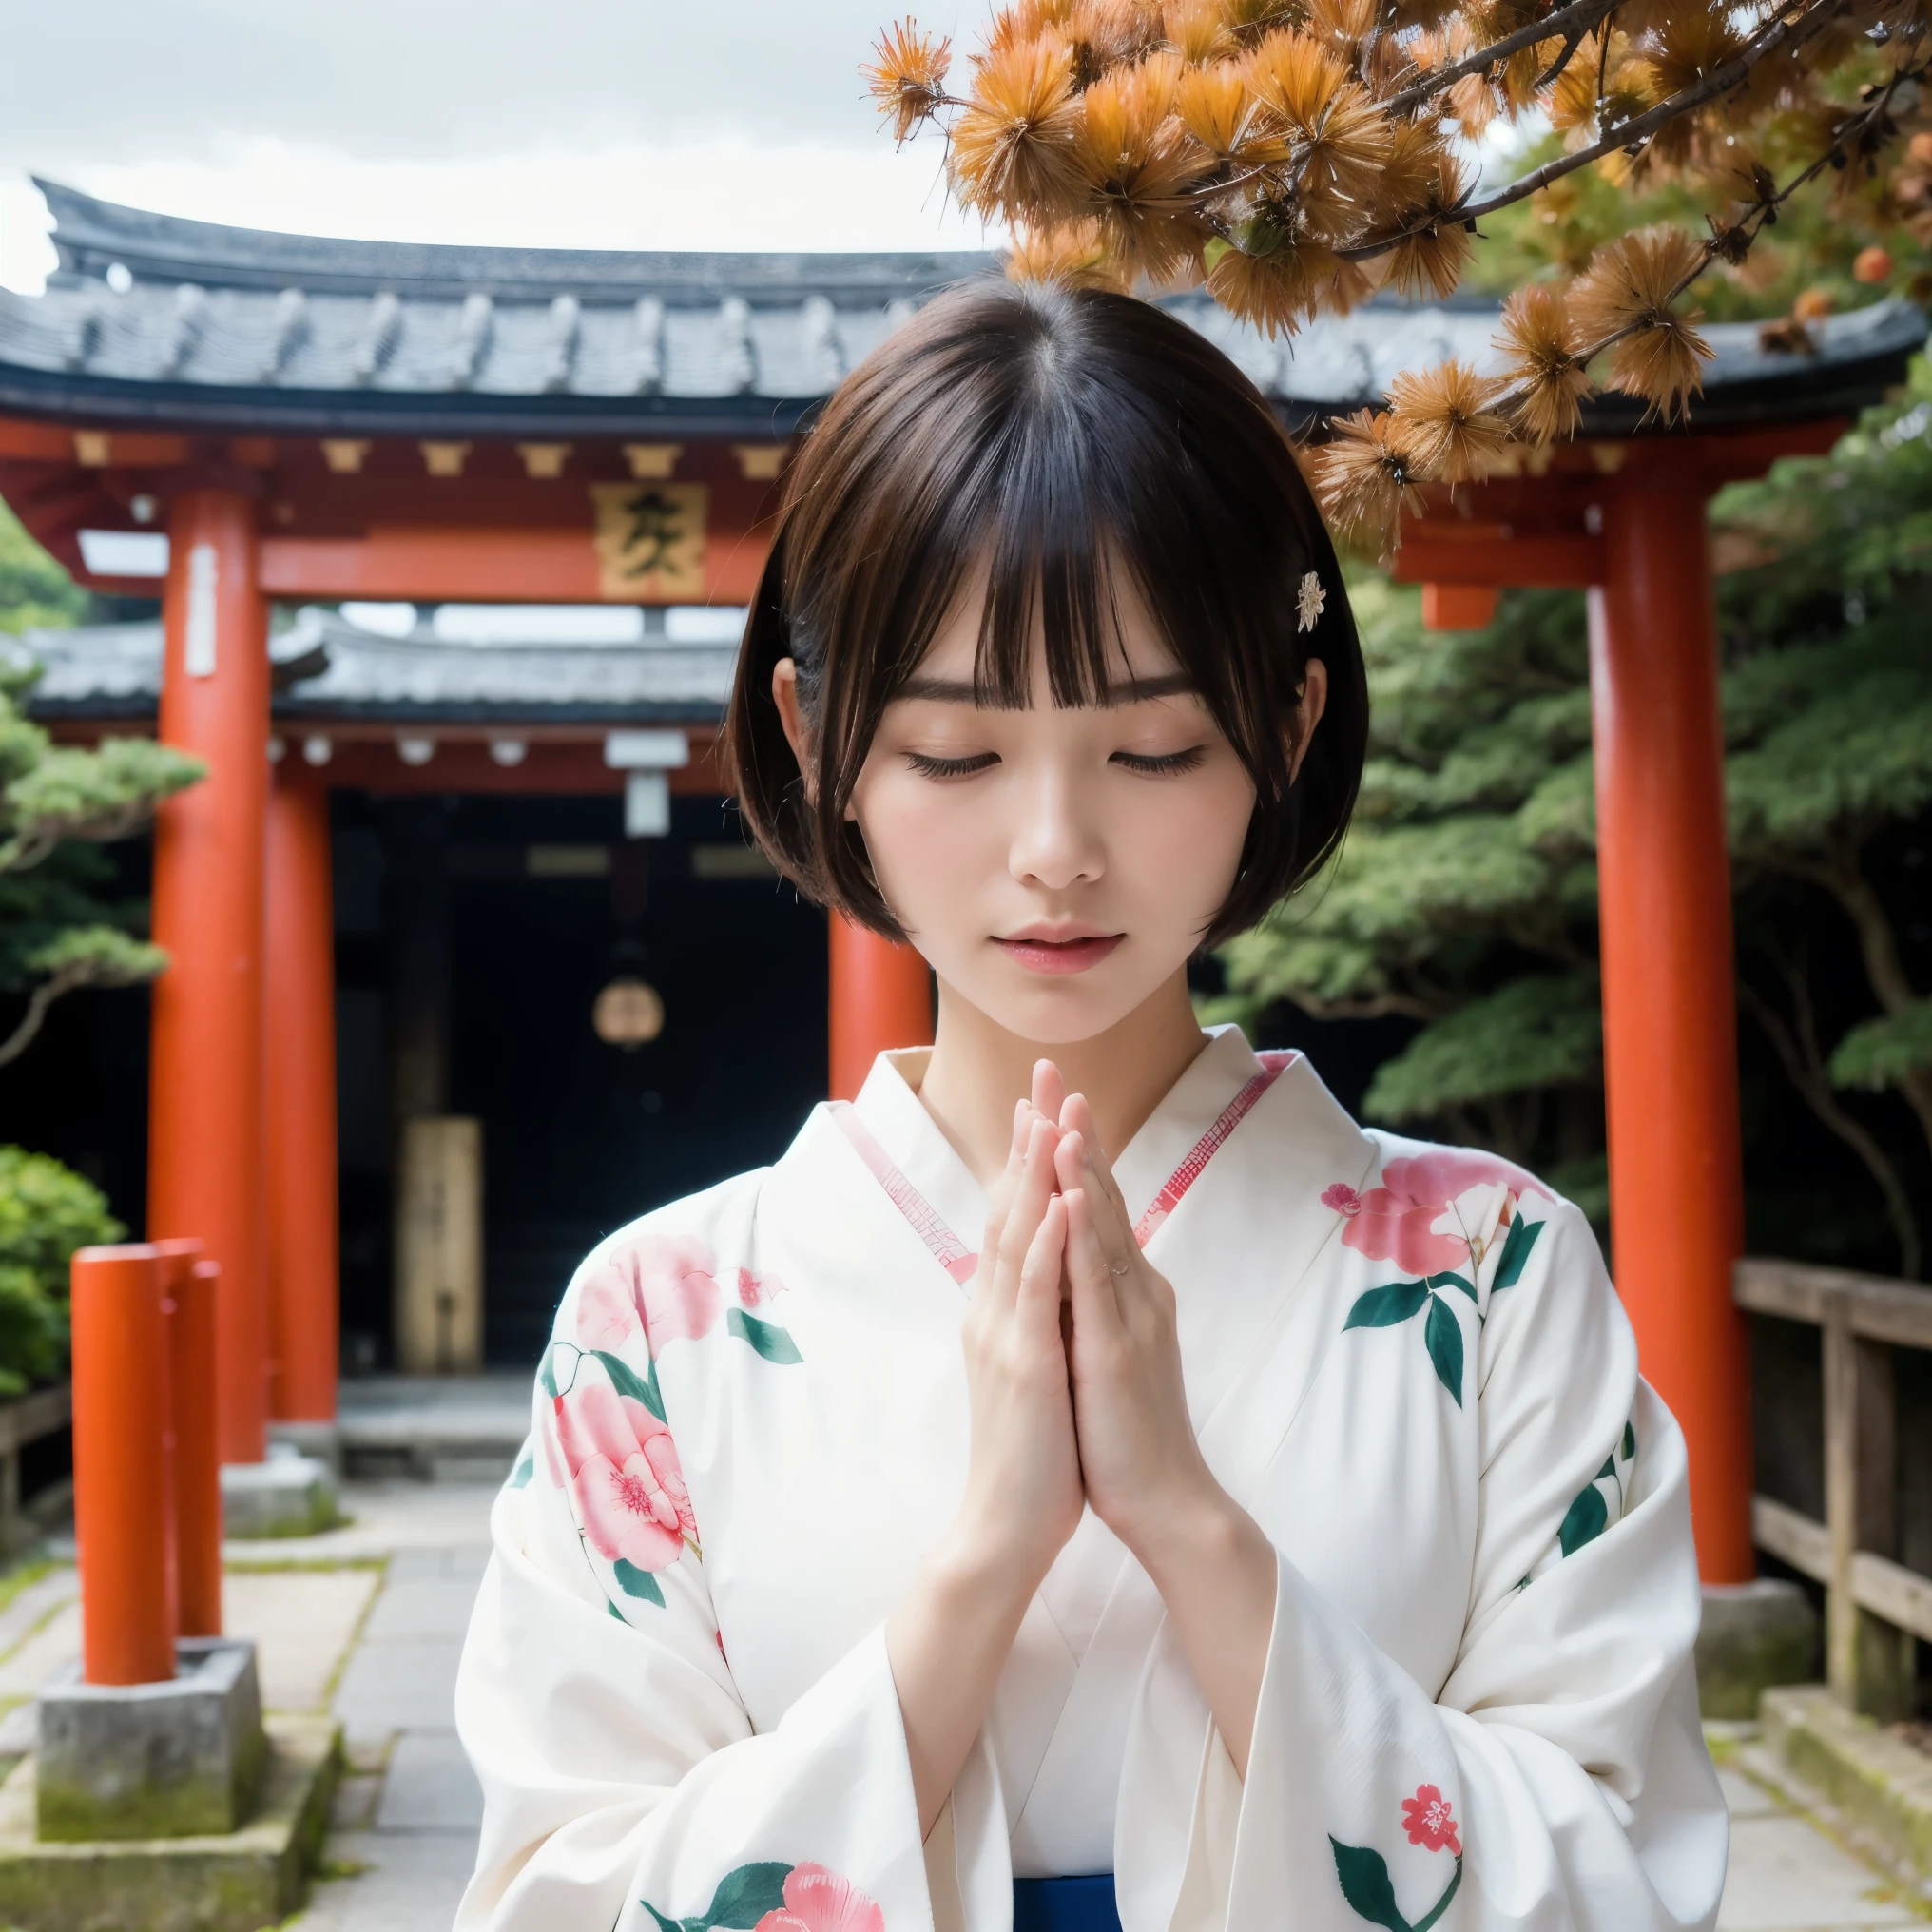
[0, 503, 202, 1068]
[1210, 358, 1932, 1275]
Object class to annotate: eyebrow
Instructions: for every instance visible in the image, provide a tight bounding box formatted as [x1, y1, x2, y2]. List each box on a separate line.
[894, 672, 1198, 709]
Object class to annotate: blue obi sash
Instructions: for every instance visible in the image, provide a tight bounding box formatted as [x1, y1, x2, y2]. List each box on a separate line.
[1012, 1876, 1120, 1932]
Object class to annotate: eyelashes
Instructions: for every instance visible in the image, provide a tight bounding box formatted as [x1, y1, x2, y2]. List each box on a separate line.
[903, 746, 1208, 781]
[1111, 746, 1208, 777]
[903, 751, 999, 780]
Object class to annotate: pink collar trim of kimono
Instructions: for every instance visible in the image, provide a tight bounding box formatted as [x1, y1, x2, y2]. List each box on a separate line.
[830, 1050, 1296, 1286]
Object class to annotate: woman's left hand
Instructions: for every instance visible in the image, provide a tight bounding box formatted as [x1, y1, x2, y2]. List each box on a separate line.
[1052, 1090, 1280, 1777]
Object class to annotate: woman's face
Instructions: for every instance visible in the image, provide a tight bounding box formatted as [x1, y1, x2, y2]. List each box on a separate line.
[813, 579, 1311, 1048]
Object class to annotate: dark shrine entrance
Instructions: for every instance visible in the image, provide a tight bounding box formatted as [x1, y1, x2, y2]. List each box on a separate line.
[332, 787, 828, 1371]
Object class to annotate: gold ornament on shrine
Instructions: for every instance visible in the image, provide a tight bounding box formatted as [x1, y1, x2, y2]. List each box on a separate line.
[593, 976, 666, 1049]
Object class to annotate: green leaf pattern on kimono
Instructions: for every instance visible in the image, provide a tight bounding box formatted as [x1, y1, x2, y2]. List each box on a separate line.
[1343, 1272, 1476, 1404]
[641, 1860, 883, 1932]
[1524, 1414, 1639, 1582]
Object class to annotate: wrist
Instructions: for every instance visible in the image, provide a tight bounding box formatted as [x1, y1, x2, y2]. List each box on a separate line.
[925, 1509, 1051, 1623]
[1131, 1478, 1272, 1602]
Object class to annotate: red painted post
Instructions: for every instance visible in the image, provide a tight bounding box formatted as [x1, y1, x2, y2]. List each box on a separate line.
[829, 916, 934, 1102]
[163, 1248, 223, 1637]
[1589, 466, 1754, 1584]
[150, 1238, 203, 1653]
[148, 487, 272, 1468]
[265, 769, 339, 1425]
[71, 1246, 175, 1685]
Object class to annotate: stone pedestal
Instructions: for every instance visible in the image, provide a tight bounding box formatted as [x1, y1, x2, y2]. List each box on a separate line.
[1695, 1578, 1820, 1720]
[0, 1715, 339, 1932]
[220, 1448, 338, 1539]
[36, 1639, 265, 1842]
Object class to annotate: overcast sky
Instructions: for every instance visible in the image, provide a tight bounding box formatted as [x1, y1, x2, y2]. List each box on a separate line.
[0, 1, 993, 289]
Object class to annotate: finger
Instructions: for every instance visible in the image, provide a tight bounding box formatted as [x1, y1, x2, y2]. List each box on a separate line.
[978, 1097, 1035, 1258]
[1054, 1130, 1133, 1268]
[1016, 1193, 1069, 1332]
[1033, 1059, 1067, 1127]
[997, 1118, 1061, 1301]
[1063, 1188, 1125, 1336]
[1061, 1094, 1130, 1224]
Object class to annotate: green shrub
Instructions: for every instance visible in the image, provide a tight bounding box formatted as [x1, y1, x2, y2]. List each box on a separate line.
[0, 1148, 122, 1395]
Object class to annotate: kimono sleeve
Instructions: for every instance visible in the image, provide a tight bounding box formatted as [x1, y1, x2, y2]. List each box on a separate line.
[1166, 1199, 1728, 1932]
[453, 1228, 929, 1932]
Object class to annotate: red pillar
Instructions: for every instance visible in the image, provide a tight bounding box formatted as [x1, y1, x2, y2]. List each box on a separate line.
[829, 916, 934, 1101]
[265, 770, 338, 1424]
[163, 1250, 224, 1637]
[148, 488, 272, 1468]
[1589, 469, 1754, 1584]
[71, 1246, 174, 1685]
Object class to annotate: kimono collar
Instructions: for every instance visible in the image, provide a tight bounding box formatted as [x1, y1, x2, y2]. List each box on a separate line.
[847, 1025, 1273, 1258]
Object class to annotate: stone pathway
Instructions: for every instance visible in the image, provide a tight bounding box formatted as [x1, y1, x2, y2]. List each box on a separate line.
[0, 1477, 1922, 1929]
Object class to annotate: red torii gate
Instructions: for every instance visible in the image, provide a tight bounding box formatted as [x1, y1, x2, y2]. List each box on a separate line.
[0, 183, 1922, 1586]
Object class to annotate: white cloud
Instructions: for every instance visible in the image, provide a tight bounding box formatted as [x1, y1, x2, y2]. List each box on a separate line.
[0, 2, 995, 291]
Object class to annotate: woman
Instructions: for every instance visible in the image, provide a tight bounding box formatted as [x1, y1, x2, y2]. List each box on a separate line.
[454, 280, 1727, 1932]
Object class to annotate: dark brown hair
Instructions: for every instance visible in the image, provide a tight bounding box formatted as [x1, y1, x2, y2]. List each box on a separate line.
[724, 277, 1367, 949]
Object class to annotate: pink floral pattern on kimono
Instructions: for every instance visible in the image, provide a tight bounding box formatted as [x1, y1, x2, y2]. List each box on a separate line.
[574, 1231, 723, 1352]
[1324, 1148, 1546, 1275]
[753, 1864, 884, 1932]
[733, 1267, 785, 1309]
[554, 1376, 694, 1572]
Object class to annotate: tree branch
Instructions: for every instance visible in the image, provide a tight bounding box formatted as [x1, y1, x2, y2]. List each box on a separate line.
[0, 964, 88, 1072]
[1343, 0, 1850, 263]
[1739, 967, 1922, 1279]
[1379, 0, 1626, 117]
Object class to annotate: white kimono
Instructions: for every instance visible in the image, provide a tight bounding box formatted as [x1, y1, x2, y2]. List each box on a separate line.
[454, 1028, 1727, 1932]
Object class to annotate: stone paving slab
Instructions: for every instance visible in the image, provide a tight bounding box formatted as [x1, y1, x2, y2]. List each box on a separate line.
[359, 1573, 487, 1645]
[225, 1569, 382, 1713]
[1719, 1811, 1922, 1929]
[228, 1481, 505, 1566]
[374, 1733, 484, 1833]
[296, 1828, 475, 1932]
[0, 1602, 78, 1703]
[331, 1636, 465, 1748]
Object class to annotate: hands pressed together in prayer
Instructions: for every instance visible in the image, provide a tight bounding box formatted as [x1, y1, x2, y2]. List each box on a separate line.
[887, 1062, 1280, 1838]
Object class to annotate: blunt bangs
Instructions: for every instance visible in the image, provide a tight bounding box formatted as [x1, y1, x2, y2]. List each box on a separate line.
[724, 277, 1368, 950]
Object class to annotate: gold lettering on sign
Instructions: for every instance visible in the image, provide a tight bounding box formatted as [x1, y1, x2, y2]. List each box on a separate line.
[589, 481, 706, 601]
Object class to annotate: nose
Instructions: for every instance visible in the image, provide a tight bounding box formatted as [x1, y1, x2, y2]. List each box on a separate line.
[1008, 763, 1105, 893]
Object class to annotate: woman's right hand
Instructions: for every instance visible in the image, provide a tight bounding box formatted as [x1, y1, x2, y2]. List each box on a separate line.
[886, 1064, 1081, 1835]
[950, 1087, 1083, 1589]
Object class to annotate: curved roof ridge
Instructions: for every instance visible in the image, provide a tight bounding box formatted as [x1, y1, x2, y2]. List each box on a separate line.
[33, 178, 1000, 303]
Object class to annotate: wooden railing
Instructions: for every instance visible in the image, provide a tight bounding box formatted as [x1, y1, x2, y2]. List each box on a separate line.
[0, 1381, 71, 1555]
[1735, 1256, 1932, 1717]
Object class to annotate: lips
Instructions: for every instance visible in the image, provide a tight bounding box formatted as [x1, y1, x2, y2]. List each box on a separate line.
[993, 931, 1124, 976]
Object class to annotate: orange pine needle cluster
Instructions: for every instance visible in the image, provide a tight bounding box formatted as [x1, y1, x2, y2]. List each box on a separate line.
[863, 20, 955, 145]
[1569, 226, 1712, 422]
[866, 0, 1903, 546]
[1495, 284, 1592, 444]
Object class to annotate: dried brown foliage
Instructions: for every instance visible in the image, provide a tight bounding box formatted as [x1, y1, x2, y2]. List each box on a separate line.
[867, 1, 1932, 544]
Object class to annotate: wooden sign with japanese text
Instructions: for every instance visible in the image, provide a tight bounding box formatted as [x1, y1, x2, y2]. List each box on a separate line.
[589, 481, 707, 601]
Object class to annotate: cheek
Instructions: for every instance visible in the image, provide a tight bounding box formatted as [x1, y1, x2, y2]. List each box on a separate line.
[1115, 767, 1255, 911]
[848, 764, 998, 914]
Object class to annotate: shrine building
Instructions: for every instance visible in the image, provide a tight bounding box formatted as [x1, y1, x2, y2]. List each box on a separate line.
[0, 181, 1922, 1586]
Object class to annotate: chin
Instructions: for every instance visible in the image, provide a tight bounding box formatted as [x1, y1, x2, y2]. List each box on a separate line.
[973, 970, 1161, 1050]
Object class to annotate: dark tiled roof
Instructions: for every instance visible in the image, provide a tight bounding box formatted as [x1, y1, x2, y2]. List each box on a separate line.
[0, 183, 1922, 437]
[8, 606, 741, 725]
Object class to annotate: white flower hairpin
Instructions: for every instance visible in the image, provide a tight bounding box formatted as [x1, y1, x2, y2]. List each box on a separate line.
[1297, 570, 1326, 633]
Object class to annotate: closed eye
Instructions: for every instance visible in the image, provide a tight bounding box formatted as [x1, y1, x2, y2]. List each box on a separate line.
[1111, 746, 1208, 776]
[905, 750, 999, 780]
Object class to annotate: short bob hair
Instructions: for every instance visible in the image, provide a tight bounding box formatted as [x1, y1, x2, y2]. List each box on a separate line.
[724, 278, 1367, 950]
